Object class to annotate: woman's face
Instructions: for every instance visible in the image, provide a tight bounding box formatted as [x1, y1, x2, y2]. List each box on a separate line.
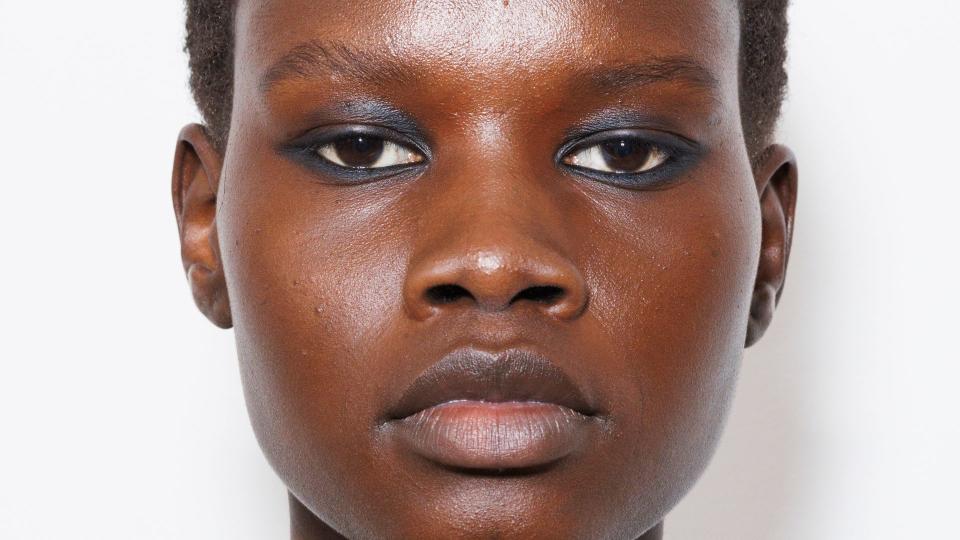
[176, 0, 794, 537]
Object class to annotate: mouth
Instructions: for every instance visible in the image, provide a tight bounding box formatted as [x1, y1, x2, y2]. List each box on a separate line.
[384, 348, 602, 471]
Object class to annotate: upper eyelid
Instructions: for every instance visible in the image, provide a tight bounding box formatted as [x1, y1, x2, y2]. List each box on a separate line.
[287, 124, 700, 172]
[280, 124, 700, 189]
[291, 124, 431, 159]
[314, 136, 414, 154]
[557, 131, 675, 165]
[562, 127, 697, 149]
[315, 139, 425, 171]
[554, 130, 705, 190]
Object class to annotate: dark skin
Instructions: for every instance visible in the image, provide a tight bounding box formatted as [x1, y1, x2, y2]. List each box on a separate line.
[173, 0, 797, 538]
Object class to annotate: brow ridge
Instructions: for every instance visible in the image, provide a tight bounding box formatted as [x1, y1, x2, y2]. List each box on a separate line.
[262, 40, 718, 101]
[261, 40, 412, 94]
[579, 56, 719, 94]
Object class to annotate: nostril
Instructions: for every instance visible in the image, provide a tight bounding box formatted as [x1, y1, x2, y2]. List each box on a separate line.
[425, 284, 475, 305]
[511, 285, 566, 305]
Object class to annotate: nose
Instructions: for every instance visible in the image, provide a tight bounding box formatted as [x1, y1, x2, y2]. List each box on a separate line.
[403, 242, 588, 322]
[402, 121, 589, 322]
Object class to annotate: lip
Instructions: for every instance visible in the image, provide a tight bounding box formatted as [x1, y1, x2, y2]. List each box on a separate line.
[385, 349, 600, 470]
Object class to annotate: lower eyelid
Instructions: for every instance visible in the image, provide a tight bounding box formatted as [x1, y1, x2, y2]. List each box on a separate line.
[296, 127, 695, 186]
[555, 144, 702, 190]
[563, 143, 671, 174]
[312, 140, 426, 172]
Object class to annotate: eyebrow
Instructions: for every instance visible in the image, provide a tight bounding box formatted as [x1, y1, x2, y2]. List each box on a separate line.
[261, 40, 412, 95]
[261, 40, 719, 98]
[572, 57, 720, 95]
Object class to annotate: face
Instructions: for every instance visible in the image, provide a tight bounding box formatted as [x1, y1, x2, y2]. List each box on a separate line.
[173, 0, 797, 537]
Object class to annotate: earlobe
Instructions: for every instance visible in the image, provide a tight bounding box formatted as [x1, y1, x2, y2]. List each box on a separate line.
[172, 124, 232, 329]
[745, 144, 798, 347]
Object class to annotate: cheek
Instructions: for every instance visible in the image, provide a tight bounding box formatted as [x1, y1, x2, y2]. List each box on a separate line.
[216, 151, 415, 522]
[585, 154, 760, 507]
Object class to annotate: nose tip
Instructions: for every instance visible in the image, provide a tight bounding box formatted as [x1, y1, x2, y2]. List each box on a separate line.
[403, 250, 588, 321]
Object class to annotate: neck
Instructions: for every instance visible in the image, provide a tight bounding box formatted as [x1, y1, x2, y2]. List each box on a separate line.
[289, 492, 664, 539]
[640, 522, 664, 540]
[289, 494, 345, 540]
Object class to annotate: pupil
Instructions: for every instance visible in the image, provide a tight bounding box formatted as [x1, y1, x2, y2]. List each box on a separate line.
[334, 135, 385, 167]
[600, 138, 652, 172]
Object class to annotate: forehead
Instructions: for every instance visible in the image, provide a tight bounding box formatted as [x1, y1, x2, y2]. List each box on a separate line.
[235, 0, 741, 102]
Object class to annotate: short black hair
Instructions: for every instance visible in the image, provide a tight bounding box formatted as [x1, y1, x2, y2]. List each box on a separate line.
[185, 0, 788, 160]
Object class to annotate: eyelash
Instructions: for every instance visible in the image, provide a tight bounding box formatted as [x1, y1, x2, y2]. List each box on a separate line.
[286, 126, 699, 189]
[285, 125, 430, 184]
[555, 129, 700, 189]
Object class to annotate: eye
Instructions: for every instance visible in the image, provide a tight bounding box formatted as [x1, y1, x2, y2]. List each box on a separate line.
[562, 136, 669, 174]
[316, 134, 425, 169]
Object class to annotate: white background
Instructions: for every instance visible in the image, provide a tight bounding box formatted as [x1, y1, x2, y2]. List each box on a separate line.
[1, 1, 957, 538]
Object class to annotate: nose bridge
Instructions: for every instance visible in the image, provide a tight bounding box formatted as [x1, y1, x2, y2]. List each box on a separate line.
[438, 116, 558, 242]
[403, 145, 588, 322]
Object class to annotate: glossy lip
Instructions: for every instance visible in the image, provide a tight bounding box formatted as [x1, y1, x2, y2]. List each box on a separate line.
[385, 349, 602, 470]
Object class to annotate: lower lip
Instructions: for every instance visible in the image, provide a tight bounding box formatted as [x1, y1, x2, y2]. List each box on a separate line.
[389, 401, 593, 470]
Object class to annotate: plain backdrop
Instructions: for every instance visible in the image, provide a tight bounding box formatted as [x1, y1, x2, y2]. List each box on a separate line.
[1, 1, 957, 538]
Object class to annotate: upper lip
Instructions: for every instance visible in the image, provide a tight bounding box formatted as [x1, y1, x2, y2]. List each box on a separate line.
[388, 348, 596, 420]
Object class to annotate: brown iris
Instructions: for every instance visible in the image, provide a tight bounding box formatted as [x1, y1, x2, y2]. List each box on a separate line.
[600, 138, 653, 172]
[332, 135, 385, 167]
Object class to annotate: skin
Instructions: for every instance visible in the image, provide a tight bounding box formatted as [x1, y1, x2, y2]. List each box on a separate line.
[172, 0, 797, 538]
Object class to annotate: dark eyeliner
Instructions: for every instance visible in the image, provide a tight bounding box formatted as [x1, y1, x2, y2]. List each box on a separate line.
[556, 128, 704, 190]
[280, 124, 430, 184]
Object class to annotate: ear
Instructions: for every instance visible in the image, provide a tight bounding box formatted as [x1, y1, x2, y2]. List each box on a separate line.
[172, 124, 232, 329]
[745, 144, 798, 347]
